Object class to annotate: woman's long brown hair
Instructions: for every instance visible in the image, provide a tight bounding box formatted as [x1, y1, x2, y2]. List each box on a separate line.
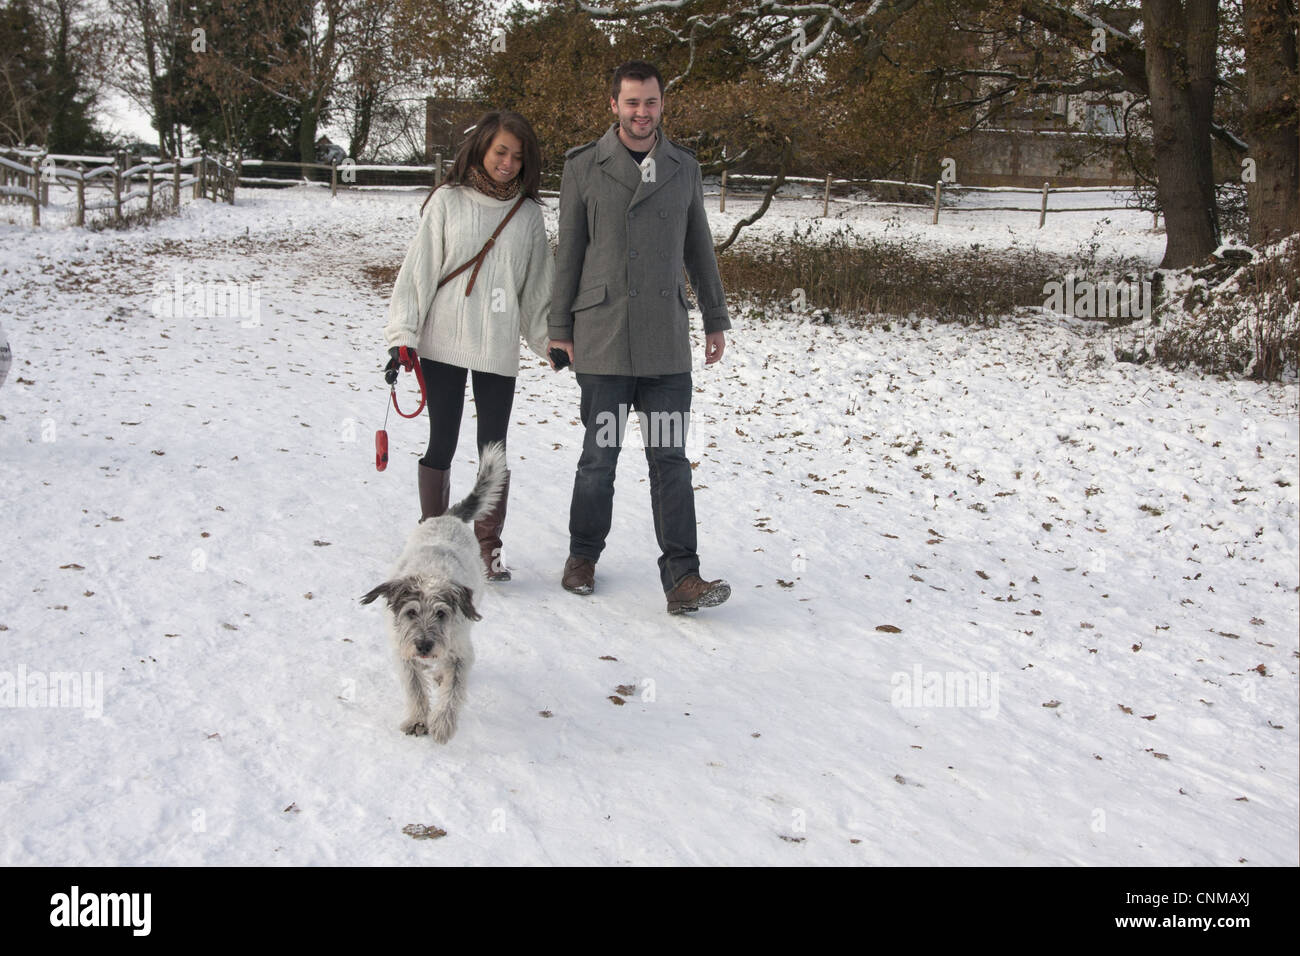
[420, 110, 543, 215]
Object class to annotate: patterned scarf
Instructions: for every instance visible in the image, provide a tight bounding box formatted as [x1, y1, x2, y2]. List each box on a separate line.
[466, 163, 521, 201]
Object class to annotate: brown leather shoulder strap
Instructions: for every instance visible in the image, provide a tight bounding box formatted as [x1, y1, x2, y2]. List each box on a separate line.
[437, 195, 530, 296]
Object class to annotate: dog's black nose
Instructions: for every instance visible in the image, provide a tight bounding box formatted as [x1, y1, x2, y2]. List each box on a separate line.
[416, 639, 434, 656]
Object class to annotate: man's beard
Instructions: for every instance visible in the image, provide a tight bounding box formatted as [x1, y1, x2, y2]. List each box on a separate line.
[619, 114, 658, 144]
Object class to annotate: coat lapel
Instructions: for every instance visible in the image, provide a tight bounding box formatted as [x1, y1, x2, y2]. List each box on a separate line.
[594, 124, 684, 209]
[595, 125, 642, 197]
[630, 136, 681, 211]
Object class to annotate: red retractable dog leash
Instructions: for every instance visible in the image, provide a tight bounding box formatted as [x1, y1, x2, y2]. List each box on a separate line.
[376, 346, 426, 471]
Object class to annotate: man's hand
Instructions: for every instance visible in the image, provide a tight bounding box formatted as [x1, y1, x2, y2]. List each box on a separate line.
[548, 339, 575, 370]
[704, 331, 726, 365]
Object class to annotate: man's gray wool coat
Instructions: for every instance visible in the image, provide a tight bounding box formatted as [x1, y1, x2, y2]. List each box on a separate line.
[548, 123, 731, 376]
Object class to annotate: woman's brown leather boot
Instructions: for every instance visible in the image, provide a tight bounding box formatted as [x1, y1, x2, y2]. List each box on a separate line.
[475, 469, 511, 581]
[418, 462, 450, 520]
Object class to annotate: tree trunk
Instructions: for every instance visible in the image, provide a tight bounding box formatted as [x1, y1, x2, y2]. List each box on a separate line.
[300, 106, 319, 165]
[1143, 0, 1221, 268]
[1243, 0, 1300, 246]
[349, 83, 377, 161]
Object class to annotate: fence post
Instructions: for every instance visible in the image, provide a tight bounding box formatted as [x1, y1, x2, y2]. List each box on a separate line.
[197, 151, 206, 200]
[932, 181, 942, 224]
[822, 172, 831, 217]
[173, 156, 181, 209]
[39, 154, 49, 207]
[434, 152, 442, 188]
[147, 163, 155, 215]
[114, 150, 125, 225]
[331, 160, 337, 197]
[30, 154, 41, 226]
[1038, 181, 1049, 228]
[720, 167, 727, 213]
[75, 171, 85, 226]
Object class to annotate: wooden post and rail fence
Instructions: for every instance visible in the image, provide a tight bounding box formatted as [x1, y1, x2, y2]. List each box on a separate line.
[2, 145, 1146, 231]
[0, 149, 238, 226]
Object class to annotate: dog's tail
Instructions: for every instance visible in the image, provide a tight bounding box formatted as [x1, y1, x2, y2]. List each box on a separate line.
[446, 441, 507, 523]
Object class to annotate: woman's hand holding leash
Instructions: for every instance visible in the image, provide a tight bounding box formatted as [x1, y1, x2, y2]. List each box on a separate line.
[385, 346, 420, 384]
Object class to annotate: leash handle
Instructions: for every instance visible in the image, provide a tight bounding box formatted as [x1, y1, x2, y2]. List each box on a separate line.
[389, 350, 426, 419]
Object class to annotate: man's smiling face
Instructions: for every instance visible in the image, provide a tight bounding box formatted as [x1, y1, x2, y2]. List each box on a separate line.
[610, 76, 663, 148]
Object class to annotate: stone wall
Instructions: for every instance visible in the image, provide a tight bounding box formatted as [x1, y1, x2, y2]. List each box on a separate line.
[948, 129, 1135, 187]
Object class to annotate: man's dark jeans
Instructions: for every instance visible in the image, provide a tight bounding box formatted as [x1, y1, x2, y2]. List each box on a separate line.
[569, 371, 699, 592]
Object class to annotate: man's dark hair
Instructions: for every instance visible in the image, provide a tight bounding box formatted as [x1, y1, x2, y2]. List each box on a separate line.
[609, 61, 663, 101]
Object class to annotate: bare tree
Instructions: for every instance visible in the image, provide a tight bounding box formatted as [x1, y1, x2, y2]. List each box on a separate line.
[284, 0, 348, 165]
[108, 0, 192, 156]
[336, 0, 403, 160]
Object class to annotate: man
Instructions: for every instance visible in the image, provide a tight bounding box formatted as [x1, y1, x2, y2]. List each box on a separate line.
[549, 60, 732, 615]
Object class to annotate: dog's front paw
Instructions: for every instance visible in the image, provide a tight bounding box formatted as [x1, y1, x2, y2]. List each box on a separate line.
[427, 710, 458, 744]
[400, 717, 429, 736]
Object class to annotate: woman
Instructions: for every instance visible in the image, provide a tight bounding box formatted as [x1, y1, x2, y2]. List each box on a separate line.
[384, 111, 553, 581]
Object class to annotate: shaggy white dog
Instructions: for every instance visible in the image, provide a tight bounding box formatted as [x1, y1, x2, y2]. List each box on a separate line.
[362, 442, 507, 743]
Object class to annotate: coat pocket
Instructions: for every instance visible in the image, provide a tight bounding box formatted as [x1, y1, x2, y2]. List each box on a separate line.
[572, 283, 607, 312]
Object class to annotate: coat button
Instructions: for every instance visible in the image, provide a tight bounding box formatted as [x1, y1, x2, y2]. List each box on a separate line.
[660, 289, 670, 297]
[629, 288, 638, 297]
[629, 250, 638, 258]
[658, 210, 668, 218]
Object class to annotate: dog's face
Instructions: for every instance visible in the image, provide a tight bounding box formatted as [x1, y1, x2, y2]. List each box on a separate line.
[361, 576, 480, 661]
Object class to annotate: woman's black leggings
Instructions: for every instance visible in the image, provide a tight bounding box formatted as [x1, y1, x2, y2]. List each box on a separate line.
[418, 358, 516, 471]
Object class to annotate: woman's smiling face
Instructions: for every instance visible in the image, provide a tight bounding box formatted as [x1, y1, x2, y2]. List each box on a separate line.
[483, 129, 523, 184]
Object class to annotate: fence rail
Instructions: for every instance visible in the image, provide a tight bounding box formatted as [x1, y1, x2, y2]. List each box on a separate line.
[3, 146, 1148, 230]
[0, 149, 237, 226]
[715, 171, 1149, 228]
[239, 156, 450, 195]
[235, 158, 1146, 228]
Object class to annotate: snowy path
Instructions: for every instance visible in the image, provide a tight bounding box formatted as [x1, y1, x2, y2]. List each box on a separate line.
[0, 187, 1295, 865]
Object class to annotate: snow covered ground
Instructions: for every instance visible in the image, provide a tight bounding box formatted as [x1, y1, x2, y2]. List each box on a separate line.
[1, 185, 1295, 865]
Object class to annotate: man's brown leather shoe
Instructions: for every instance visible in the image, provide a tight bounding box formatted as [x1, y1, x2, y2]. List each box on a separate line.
[562, 555, 596, 595]
[665, 574, 731, 615]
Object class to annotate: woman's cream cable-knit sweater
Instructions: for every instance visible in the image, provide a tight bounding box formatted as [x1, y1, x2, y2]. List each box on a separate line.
[385, 184, 553, 378]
